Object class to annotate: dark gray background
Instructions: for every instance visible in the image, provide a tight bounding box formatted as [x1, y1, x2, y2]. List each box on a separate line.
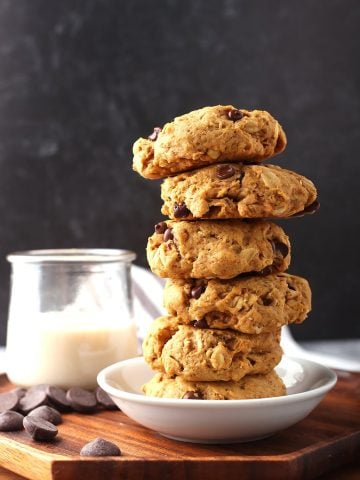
[0, 0, 359, 343]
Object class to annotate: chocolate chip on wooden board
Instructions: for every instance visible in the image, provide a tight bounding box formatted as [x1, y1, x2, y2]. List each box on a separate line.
[0, 411, 24, 431]
[80, 437, 121, 457]
[0, 391, 20, 413]
[19, 387, 48, 414]
[28, 405, 62, 425]
[95, 387, 117, 410]
[45, 385, 71, 412]
[66, 387, 97, 413]
[23, 416, 58, 441]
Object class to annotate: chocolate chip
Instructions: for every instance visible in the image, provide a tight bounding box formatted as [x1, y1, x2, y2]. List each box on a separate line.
[0, 391, 20, 413]
[173, 202, 190, 218]
[259, 266, 273, 276]
[291, 200, 320, 218]
[66, 387, 97, 413]
[227, 109, 243, 121]
[271, 240, 289, 258]
[0, 411, 24, 431]
[19, 388, 48, 414]
[155, 221, 167, 234]
[262, 296, 272, 306]
[148, 127, 162, 141]
[46, 385, 71, 412]
[163, 228, 174, 242]
[11, 388, 27, 401]
[95, 387, 117, 410]
[23, 416, 58, 441]
[216, 164, 236, 179]
[191, 318, 208, 329]
[28, 406, 62, 425]
[182, 391, 202, 400]
[80, 437, 121, 457]
[190, 285, 205, 299]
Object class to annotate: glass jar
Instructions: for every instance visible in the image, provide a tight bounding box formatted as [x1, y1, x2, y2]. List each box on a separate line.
[6, 249, 138, 389]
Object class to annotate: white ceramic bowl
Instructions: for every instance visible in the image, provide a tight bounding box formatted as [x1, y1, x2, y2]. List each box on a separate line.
[97, 356, 337, 444]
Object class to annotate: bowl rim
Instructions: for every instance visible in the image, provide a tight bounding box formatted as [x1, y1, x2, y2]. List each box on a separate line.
[97, 356, 337, 407]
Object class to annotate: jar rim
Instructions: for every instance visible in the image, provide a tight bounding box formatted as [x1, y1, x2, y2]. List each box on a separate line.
[7, 248, 137, 264]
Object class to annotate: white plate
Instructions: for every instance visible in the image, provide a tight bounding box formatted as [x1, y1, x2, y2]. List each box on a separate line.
[97, 356, 337, 444]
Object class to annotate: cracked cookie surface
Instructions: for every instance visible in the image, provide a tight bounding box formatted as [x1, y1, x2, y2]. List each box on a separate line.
[142, 370, 285, 400]
[142, 316, 282, 382]
[161, 163, 317, 220]
[163, 273, 311, 334]
[147, 219, 290, 279]
[133, 105, 286, 179]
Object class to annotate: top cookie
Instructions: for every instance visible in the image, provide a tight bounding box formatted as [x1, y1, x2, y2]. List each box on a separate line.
[133, 105, 287, 179]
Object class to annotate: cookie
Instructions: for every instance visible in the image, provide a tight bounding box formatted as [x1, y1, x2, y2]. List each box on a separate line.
[161, 163, 317, 220]
[163, 273, 311, 334]
[147, 219, 290, 279]
[142, 316, 282, 381]
[142, 370, 286, 400]
[133, 105, 287, 179]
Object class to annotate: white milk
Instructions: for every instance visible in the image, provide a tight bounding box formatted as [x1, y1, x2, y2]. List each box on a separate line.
[6, 311, 139, 389]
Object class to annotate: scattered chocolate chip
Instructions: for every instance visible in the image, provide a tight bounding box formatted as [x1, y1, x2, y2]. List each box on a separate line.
[19, 388, 48, 414]
[191, 318, 208, 329]
[95, 387, 117, 410]
[174, 202, 190, 218]
[45, 385, 71, 412]
[28, 406, 62, 425]
[11, 388, 27, 401]
[66, 387, 97, 413]
[0, 391, 20, 413]
[190, 285, 205, 299]
[163, 228, 174, 242]
[148, 127, 162, 141]
[23, 416, 58, 441]
[182, 391, 202, 400]
[80, 437, 121, 457]
[0, 411, 24, 431]
[216, 164, 236, 179]
[271, 240, 289, 258]
[227, 109, 243, 121]
[155, 221, 167, 234]
[288, 284, 296, 291]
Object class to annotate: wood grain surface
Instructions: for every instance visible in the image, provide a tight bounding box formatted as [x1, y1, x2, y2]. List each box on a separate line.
[0, 371, 359, 480]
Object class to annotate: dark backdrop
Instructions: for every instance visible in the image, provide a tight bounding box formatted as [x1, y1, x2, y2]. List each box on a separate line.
[0, 0, 359, 344]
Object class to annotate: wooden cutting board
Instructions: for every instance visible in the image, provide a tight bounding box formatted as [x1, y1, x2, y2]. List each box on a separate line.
[0, 371, 359, 480]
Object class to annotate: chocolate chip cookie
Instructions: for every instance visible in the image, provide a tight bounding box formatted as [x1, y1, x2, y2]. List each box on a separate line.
[161, 163, 317, 220]
[133, 105, 287, 179]
[147, 219, 290, 279]
[163, 273, 311, 334]
[142, 316, 282, 381]
[142, 370, 286, 400]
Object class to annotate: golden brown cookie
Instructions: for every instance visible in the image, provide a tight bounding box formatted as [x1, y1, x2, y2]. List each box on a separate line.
[142, 316, 282, 382]
[142, 370, 286, 400]
[161, 163, 317, 220]
[163, 273, 311, 334]
[133, 105, 287, 179]
[147, 219, 290, 279]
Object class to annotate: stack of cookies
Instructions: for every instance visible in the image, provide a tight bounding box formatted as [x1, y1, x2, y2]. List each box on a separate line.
[132, 105, 317, 400]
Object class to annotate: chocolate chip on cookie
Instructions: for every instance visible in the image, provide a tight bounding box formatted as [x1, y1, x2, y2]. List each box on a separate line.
[191, 318, 208, 329]
[173, 202, 190, 218]
[227, 109, 243, 121]
[190, 285, 205, 299]
[216, 164, 236, 179]
[148, 127, 162, 141]
[163, 228, 174, 242]
[182, 391, 202, 400]
[155, 221, 167, 234]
